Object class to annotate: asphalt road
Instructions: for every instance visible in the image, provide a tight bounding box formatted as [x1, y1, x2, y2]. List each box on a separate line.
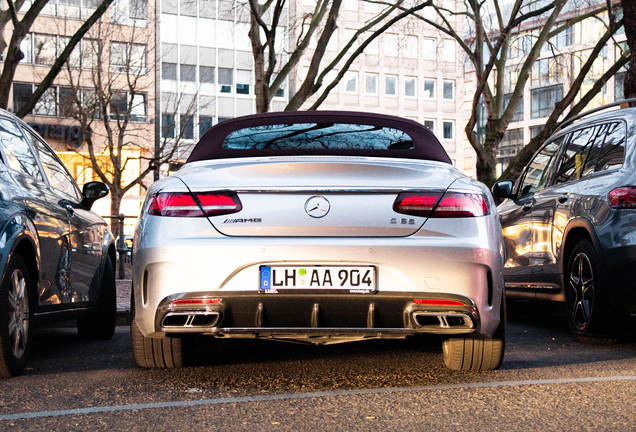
[3, 303, 636, 431]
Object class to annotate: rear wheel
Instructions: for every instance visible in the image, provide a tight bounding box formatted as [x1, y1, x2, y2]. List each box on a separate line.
[565, 239, 628, 344]
[442, 293, 506, 372]
[130, 291, 190, 368]
[77, 256, 116, 340]
[0, 255, 32, 378]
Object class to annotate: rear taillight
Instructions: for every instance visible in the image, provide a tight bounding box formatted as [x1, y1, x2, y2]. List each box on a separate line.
[146, 191, 242, 217]
[433, 193, 490, 217]
[609, 187, 636, 209]
[393, 192, 442, 217]
[393, 192, 489, 218]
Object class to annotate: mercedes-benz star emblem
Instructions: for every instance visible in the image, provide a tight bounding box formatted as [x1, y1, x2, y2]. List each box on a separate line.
[305, 196, 330, 218]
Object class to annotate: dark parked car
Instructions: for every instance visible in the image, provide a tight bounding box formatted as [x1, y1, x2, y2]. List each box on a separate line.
[493, 99, 636, 343]
[0, 110, 116, 378]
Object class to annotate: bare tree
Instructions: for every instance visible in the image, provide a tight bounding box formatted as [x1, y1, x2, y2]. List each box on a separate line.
[0, 0, 114, 111]
[36, 11, 152, 236]
[247, 0, 433, 113]
[394, 0, 626, 185]
[622, 0, 636, 98]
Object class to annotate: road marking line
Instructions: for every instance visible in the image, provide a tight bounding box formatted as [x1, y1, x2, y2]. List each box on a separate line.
[2, 375, 636, 421]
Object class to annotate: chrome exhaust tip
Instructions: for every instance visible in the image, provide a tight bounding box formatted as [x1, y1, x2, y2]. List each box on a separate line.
[412, 311, 474, 330]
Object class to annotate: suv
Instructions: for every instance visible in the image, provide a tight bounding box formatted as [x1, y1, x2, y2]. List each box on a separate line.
[0, 110, 116, 377]
[493, 99, 636, 343]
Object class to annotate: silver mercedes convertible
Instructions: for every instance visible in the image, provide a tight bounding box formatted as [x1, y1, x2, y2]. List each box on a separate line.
[131, 111, 506, 371]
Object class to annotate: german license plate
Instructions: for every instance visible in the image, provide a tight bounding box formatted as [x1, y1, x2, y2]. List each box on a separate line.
[259, 266, 375, 294]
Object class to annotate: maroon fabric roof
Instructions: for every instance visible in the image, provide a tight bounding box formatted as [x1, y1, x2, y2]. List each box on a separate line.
[186, 111, 452, 164]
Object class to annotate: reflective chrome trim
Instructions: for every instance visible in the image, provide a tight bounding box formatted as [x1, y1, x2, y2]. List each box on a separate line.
[186, 187, 449, 194]
[161, 326, 475, 336]
[160, 311, 221, 330]
[411, 311, 474, 330]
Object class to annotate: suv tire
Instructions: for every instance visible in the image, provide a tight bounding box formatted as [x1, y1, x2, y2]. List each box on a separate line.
[565, 239, 628, 343]
[0, 255, 32, 378]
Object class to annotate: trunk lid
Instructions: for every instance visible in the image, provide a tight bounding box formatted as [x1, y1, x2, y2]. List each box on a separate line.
[177, 157, 458, 237]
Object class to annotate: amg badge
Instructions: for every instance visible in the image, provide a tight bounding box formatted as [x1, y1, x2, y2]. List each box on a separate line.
[222, 218, 262, 223]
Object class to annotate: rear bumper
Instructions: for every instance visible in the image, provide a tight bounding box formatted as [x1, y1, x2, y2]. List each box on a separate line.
[154, 292, 490, 341]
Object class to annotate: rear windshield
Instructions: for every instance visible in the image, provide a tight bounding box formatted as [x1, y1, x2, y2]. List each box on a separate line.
[222, 123, 415, 150]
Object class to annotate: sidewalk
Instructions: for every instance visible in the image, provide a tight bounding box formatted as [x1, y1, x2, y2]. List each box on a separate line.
[116, 279, 132, 326]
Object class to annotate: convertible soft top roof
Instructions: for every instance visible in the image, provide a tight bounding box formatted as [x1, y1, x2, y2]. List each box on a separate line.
[186, 111, 452, 164]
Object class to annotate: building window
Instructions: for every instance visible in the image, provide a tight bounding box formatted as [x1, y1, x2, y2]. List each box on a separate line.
[404, 35, 417, 58]
[236, 84, 249, 94]
[385, 75, 397, 96]
[384, 33, 398, 57]
[33, 87, 57, 116]
[12, 83, 33, 114]
[531, 57, 562, 88]
[422, 38, 435, 61]
[33, 34, 57, 66]
[200, 66, 215, 84]
[443, 120, 454, 140]
[161, 113, 175, 138]
[502, 94, 524, 122]
[236, 70, 251, 95]
[218, 68, 233, 93]
[463, 157, 474, 173]
[345, 71, 358, 93]
[531, 84, 563, 119]
[365, 73, 377, 94]
[110, 42, 147, 74]
[498, 128, 524, 159]
[199, 115, 214, 137]
[180, 64, 196, 82]
[162, 62, 177, 80]
[275, 87, 285, 98]
[423, 79, 435, 99]
[443, 80, 454, 100]
[58, 87, 76, 117]
[441, 39, 455, 62]
[616, 71, 626, 101]
[530, 125, 544, 139]
[110, 92, 147, 122]
[404, 77, 416, 98]
[423, 119, 435, 132]
[180, 114, 194, 139]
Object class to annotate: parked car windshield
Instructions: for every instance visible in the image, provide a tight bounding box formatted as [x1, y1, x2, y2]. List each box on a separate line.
[222, 123, 414, 150]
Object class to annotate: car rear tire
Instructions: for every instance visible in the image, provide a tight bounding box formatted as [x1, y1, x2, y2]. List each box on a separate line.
[442, 293, 506, 372]
[77, 256, 116, 340]
[0, 255, 32, 378]
[130, 291, 191, 368]
[565, 239, 628, 344]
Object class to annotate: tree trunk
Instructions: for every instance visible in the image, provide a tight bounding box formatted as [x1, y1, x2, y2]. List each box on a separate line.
[623, 0, 636, 98]
[109, 191, 123, 239]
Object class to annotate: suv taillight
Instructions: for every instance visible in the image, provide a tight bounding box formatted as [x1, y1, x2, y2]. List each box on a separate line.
[608, 187, 636, 209]
[393, 192, 490, 218]
[146, 191, 242, 217]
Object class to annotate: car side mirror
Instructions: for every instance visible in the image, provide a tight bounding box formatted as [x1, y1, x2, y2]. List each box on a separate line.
[492, 180, 514, 199]
[81, 181, 109, 210]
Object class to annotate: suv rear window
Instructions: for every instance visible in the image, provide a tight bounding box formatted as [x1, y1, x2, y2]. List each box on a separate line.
[222, 123, 414, 150]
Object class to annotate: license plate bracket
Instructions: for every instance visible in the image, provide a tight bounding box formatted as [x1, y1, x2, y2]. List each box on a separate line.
[259, 265, 376, 294]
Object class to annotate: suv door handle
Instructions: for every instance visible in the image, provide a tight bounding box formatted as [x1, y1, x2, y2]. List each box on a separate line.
[558, 194, 570, 203]
[522, 202, 533, 211]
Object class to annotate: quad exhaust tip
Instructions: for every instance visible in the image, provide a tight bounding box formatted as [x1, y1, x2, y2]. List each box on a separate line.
[411, 312, 474, 330]
[162, 311, 221, 329]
